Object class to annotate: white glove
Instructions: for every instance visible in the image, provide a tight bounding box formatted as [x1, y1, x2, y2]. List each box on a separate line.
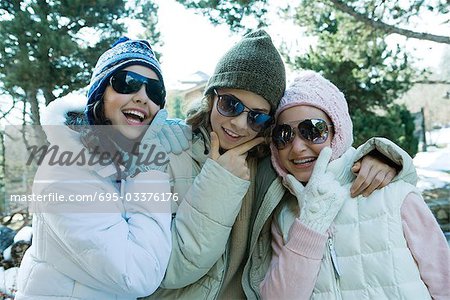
[284, 147, 346, 233]
[157, 118, 192, 155]
[131, 109, 170, 175]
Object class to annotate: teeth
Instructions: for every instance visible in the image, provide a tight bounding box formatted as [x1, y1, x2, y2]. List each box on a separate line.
[123, 110, 145, 122]
[293, 158, 316, 164]
[224, 128, 240, 138]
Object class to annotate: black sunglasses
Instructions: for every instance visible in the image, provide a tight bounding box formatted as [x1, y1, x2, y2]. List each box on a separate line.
[272, 119, 333, 150]
[214, 89, 273, 132]
[110, 70, 166, 108]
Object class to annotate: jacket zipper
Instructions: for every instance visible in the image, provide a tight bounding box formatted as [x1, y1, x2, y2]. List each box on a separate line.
[328, 238, 341, 277]
[327, 237, 343, 300]
[245, 237, 263, 298]
[214, 242, 230, 299]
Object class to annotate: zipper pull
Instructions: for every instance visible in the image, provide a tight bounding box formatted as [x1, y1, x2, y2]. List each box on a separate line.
[120, 179, 125, 199]
[328, 238, 342, 278]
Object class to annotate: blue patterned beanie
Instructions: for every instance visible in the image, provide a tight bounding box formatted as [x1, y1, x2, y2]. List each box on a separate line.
[85, 37, 165, 124]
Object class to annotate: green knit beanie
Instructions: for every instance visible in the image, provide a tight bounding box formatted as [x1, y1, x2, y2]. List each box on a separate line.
[204, 29, 286, 111]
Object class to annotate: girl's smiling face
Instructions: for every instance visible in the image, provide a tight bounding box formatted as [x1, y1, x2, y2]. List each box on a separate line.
[103, 65, 161, 140]
[277, 105, 333, 183]
[209, 88, 271, 150]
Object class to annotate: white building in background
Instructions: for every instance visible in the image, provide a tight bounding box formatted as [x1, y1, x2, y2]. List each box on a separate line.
[166, 71, 209, 118]
[398, 82, 450, 130]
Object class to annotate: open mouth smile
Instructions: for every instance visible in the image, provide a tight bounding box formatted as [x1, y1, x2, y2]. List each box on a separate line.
[122, 109, 148, 124]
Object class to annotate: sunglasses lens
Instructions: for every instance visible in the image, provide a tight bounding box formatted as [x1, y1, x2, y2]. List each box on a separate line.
[217, 94, 243, 117]
[215, 91, 272, 132]
[298, 119, 329, 144]
[110, 71, 165, 108]
[145, 80, 166, 107]
[110, 71, 140, 94]
[248, 112, 272, 132]
[272, 124, 293, 150]
[272, 119, 330, 149]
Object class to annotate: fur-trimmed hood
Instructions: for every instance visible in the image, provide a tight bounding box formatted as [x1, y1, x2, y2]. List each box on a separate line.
[40, 94, 87, 126]
[40, 95, 87, 150]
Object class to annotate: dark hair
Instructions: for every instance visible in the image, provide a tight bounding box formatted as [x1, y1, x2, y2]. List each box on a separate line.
[91, 98, 112, 126]
[186, 93, 271, 158]
[186, 95, 214, 132]
[73, 91, 128, 179]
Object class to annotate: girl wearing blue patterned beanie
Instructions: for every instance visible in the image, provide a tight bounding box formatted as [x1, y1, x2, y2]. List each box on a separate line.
[85, 37, 166, 125]
[16, 37, 175, 299]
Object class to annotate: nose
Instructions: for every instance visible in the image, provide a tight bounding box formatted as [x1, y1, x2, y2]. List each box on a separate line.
[229, 111, 249, 130]
[131, 85, 149, 104]
[290, 135, 307, 154]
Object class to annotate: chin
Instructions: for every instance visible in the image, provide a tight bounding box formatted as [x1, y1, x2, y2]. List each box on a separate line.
[121, 128, 146, 141]
[291, 171, 311, 183]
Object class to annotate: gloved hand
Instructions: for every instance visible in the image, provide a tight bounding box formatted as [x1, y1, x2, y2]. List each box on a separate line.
[284, 147, 346, 234]
[157, 118, 192, 155]
[131, 109, 170, 175]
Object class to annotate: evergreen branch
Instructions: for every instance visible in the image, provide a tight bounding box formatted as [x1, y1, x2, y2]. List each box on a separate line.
[327, 0, 450, 44]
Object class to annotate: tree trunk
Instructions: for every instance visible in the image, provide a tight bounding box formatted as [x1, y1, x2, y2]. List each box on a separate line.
[0, 131, 5, 215]
[27, 90, 41, 125]
[43, 88, 56, 106]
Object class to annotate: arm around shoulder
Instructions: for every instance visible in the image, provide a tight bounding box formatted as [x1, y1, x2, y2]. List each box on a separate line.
[354, 137, 417, 185]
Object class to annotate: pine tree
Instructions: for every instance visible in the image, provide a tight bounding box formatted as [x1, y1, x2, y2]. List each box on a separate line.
[0, 0, 160, 124]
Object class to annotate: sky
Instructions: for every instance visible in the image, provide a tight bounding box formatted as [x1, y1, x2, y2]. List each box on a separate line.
[141, 0, 448, 89]
[128, 0, 306, 89]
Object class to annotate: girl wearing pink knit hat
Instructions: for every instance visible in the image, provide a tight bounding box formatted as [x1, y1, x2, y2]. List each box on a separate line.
[260, 70, 449, 299]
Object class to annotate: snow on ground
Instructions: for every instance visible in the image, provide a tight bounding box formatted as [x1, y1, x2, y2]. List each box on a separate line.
[413, 127, 450, 191]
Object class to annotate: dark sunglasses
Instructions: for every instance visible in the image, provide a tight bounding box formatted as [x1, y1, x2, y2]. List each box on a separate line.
[272, 119, 333, 150]
[214, 89, 273, 132]
[110, 70, 166, 108]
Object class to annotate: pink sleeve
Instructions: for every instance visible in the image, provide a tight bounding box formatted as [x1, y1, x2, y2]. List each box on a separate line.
[260, 218, 328, 300]
[401, 193, 450, 300]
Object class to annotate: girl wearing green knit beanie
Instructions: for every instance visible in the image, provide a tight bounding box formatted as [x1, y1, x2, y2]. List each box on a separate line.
[147, 29, 408, 300]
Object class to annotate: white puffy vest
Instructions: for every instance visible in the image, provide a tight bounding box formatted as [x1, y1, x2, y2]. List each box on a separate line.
[277, 179, 431, 300]
[311, 180, 431, 300]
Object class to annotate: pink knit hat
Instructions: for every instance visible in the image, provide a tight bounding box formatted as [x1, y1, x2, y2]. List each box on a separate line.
[271, 70, 353, 178]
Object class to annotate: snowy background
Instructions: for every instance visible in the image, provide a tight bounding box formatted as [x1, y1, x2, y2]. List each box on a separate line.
[414, 127, 450, 191]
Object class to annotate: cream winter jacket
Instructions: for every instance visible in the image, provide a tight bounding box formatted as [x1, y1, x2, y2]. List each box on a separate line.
[16, 97, 172, 300]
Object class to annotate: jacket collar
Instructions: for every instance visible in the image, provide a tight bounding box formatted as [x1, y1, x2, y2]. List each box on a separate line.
[190, 125, 211, 166]
[40, 96, 117, 178]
